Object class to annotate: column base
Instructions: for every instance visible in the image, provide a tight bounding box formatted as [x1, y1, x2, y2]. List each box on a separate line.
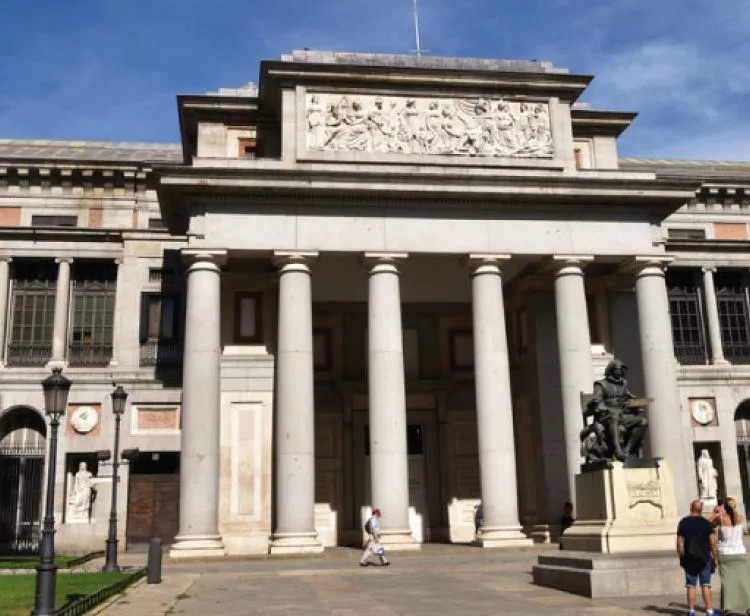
[269, 532, 324, 555]
[169, 535, 225, 559]
[711, 358, 730, 366]
[379, 529, 421, 551]
[473, 525, 533, 548]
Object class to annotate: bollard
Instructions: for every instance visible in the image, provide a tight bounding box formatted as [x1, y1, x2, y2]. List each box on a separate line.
[147, 538, 163, 584]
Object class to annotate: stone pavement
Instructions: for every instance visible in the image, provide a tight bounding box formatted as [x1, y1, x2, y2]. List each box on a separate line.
[99, 545, 695, 616]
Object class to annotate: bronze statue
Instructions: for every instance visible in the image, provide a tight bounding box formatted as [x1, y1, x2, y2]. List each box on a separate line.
[580, 359, 650, 463]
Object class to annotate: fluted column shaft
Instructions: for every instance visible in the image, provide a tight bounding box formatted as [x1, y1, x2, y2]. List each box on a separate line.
[553, 258, 593, 504]
[702, 267, 727, 365]
[170, 251, 225, 558]
[270, 252, 322, 554]
[469, 256, 530, 547]
[364, 253, 414, 548]
[50, 257, 72, 364]
[635, 261, 692, 510]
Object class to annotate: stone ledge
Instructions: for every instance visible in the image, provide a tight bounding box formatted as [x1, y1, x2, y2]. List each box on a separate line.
[533, 552, 685, 598]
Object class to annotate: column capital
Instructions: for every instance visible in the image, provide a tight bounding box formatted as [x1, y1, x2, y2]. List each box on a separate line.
[465, 254, 510, 275]
[0, 256, 12, 263]
[181, 249, 227, 268]
[272, 251, 318, 271]
[54, 256, 74, 265]
[361, 252, 408, 272]
[622, 255, 674, 277]
[545, 255, 594, 277]
[701, 265, 717, 274]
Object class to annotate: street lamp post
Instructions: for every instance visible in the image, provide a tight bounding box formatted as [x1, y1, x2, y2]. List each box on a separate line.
[32, 366, 72, 616]
[102, 384, 127, 573]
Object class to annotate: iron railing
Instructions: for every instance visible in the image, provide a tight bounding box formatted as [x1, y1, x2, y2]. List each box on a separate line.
[673, 342, 707, 365]
[6, 342, 52, 366]
[68, 343, 113, 367]
[724, 343, 750, 365]
[139, 341, 181, 367]
[55, 567, 146, 616]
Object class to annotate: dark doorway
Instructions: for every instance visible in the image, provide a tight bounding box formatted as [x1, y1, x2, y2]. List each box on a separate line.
[126, 452, 179, 548]
[0, 407, 46, 553]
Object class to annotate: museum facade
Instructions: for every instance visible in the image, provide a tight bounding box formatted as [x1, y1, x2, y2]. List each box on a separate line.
[1, 50, 749, 556]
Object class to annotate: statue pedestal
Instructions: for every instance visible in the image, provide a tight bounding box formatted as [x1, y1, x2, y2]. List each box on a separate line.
[561, 459, 678, 554]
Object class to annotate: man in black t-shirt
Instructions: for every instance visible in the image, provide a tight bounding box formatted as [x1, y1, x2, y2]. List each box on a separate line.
[676, 499, 718, 616]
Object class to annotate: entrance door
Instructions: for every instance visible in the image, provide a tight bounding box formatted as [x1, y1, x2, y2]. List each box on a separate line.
[0, 407, 46, 553]
[353, 411, 437, 543]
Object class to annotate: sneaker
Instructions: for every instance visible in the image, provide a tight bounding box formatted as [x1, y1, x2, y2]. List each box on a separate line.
[359, 562, 370, 567]
[382, 561, 391, 566]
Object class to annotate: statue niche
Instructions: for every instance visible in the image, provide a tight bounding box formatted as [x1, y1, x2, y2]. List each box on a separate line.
[580, 359, 650, 465]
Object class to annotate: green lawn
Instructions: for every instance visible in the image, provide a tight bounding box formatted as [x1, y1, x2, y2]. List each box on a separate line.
[0, 572, 127, 616]
[0, 555, 82, 569]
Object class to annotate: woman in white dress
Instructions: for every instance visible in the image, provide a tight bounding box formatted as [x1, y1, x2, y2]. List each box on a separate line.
[712, 497, 750, 615]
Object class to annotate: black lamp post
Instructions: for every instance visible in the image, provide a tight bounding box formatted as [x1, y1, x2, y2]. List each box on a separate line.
[32, 366, 72, 616]
[102, 384, 127, 573]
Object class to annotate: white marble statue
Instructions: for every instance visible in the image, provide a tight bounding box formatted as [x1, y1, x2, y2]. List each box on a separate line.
[696, 449, 719, 502]
[67, 461, 94, 521]
[306, 93, 555, 159]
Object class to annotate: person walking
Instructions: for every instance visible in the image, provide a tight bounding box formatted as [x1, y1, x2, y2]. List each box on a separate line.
[360, 508, 390, 567]
[677, 499, 718, 616]
[711, 497, 750, 615]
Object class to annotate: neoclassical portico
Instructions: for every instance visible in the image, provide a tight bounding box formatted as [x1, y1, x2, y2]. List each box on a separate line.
[157, 50, 700, 557]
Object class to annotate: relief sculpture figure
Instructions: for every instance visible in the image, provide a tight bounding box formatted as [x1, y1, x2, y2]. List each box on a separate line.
[306, 93, 554, 158]
[580, 359, 650, 464]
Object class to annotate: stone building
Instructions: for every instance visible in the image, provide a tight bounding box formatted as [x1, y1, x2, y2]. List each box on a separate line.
[0, 50, 749, 556]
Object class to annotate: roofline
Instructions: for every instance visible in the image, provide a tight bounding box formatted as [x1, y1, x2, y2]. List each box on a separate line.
[571, 108, 638, 137]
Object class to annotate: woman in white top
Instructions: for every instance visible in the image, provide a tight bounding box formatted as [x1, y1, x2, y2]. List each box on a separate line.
[711, 497, 750, 615]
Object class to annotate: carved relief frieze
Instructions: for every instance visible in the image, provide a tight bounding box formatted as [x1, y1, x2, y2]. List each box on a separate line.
[305, 93, 555, 158]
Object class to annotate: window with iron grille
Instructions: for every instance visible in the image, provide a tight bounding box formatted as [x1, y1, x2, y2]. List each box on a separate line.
[667, 270, 707, 365]
[716, 271, 750, 364]
[7, 261, 57, 366]
[139, 294, 181, 367]
[68, 262, 116, 367]
[30, 215, 77, 227]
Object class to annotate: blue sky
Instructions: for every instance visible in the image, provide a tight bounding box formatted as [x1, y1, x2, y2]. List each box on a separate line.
[0, 0, 748, 159]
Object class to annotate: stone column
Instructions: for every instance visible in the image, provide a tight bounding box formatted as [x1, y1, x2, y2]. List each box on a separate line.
[0, 257, 12, 366]
[170, 251, 226, 559]
[702, 267, 728, 365]
[108, 258, 124, 368]
[635, 259, 692, 510]
[270, 252, 323, 555]
[49, 257, 73, 365]
[468, 256, 531, 548]
[363, 253, 416, 549]
[553, 256, 594, 505]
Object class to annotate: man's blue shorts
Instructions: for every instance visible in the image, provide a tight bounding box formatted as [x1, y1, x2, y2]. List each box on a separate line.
[684, 560, 712, 588]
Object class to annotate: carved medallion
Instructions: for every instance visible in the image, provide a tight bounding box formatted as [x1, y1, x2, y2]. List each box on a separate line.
[305, 93, 555, 158]
[690, 398, 716, 426]
[70, 406, 98, 434]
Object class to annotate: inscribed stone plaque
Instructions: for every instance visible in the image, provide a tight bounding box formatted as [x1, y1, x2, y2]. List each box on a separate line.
[306, 93, 554, 158]
[136, 407, 179, 431]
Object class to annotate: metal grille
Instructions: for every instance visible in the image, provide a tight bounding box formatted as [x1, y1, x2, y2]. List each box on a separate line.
[717, 286, 750, 364]
[7, 266, 56, 366]
[139, 341, 181, 366]
[69, 265, 116, 367]
[668, 285, 707, 365]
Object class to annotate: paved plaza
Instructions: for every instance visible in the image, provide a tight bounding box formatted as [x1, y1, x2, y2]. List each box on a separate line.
[98, 546, 695, 616]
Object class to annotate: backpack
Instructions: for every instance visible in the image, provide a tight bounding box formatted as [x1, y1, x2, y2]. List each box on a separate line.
[364, 517, 373, 534]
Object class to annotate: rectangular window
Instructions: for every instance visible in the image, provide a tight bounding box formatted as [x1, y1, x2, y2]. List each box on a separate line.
[238, 138, 257, 159]
[448, 328, 474, 371]
[139, 294, 180, 367]
[7, 261, 57, 366]
[68, 262, 117, 366]
[234, 292, 263, 343]
[667, 270, 707, 365]
[313, 328, 333, 373]
[716, 271, 750, 364]
[147, 218, 166, 230]
[667, 228, 707, 241]
[30, 215, 77, 227]
[403, 328, 420, 379]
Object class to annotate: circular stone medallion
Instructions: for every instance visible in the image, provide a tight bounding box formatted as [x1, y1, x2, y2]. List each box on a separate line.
[690, 399, 715, 426]
[70, 406, 98, 434]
